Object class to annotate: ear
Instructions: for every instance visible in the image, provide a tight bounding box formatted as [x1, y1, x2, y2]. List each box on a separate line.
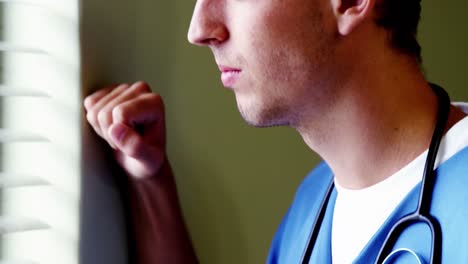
[331, 0, 375, 36]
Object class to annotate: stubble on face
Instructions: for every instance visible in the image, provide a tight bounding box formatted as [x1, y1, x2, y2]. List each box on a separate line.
[237, 94, 291, 128]
[229, 0, 337, 129]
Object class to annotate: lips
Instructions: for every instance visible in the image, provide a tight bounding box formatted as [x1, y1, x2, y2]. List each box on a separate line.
[218, 65, 241, 87]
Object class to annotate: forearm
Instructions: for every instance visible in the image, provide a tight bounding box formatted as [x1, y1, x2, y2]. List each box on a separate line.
[84, 83, 196, 263]
[127, 161, 198, 264]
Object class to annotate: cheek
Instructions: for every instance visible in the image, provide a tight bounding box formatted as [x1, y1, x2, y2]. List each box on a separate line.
[231, 1, 333, 101]
[245, 7, 324, 81]
[241, 26, 293, 86]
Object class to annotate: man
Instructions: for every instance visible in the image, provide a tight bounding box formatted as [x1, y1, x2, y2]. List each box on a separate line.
[84, 0, 468, 262]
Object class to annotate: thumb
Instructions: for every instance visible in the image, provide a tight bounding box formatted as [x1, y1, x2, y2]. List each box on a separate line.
[109, 123, 165, 175]
[109, 123, 133, 146]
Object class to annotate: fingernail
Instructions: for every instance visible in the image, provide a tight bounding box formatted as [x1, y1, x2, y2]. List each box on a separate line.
[111, 123, 128, 143]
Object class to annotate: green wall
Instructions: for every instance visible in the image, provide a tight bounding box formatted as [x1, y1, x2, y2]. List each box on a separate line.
[420, 2, 468, 99]
[80, 1, 468, 263]
[131, 2, 314, 263]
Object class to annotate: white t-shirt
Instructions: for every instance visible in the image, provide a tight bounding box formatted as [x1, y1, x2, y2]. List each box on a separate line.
[331, 103, 468, 264]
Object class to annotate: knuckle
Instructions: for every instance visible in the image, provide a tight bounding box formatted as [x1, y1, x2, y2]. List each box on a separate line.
[127, 82, 151, 96]
[86, 110, 97, 125]
[147, 92, 162, 103]
[84, 93, 102, 108]
[112, 83, 130, 94]
[86, 111, 104, 137]
[118, 83, 131, 89]
[133, 81, 151, 92]
[84, 96, 94, 109]
[148, 93, 165, 111]
[97, 110, 112, 127]
[112, 105, 127, 122]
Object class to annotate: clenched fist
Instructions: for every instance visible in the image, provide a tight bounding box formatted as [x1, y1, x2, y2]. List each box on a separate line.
[84, 81, 167, 179]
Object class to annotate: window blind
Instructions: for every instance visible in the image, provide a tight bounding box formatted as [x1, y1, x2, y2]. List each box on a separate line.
[0, 1, 80, 264]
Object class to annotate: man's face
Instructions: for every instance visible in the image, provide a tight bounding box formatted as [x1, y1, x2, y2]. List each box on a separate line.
[188, 0, 339, 128]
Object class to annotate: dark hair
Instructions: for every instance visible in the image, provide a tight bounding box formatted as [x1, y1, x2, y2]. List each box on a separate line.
[375, 0, 422, 63]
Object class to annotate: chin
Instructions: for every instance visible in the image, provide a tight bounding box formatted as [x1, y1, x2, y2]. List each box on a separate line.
[237, 101, 290, 128]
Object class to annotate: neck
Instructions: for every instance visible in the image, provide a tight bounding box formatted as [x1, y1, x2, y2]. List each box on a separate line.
[295, 55, 466, 190]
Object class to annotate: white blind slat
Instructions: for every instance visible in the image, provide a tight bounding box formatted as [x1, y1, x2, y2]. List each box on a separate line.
[0, 86, 50, 97]
[0, 261, 38, 264]
[0, 129, 49, 143]
[0, 217, 50, 234]
[0, 43, 48, 55]
[0, 173, 48, 188]
[0, 0, 80, 263]
[0, 0, 77, 21]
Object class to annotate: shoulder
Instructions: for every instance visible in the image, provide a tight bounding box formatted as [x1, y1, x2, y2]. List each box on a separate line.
[282, 161, 333, 224]
[435, 146, 468, 192]
[429, 147, 468, 261]
[267, 162, 333, 263]
[427, 147, 468, 219]
[291, 162, 333, 212]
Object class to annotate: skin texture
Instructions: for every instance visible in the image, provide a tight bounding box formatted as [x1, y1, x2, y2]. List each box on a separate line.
[84, 82, 198, 263]
[190, 0, 466, 189]
[84, 0, 467, 262]
[84, 82, 166, 179]
[188, 0, 340, 128]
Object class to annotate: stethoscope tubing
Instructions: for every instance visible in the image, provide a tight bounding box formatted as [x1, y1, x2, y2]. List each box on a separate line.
[300, 179, 334, 263]
[300, 84, 451, 264]
[374, 84, 449, 264]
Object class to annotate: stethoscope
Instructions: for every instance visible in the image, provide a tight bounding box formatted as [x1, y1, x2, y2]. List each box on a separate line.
[300, 84, 451, 264]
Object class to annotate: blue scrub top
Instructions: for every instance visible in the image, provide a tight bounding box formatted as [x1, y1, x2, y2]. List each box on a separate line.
[267, 147, 468, 263]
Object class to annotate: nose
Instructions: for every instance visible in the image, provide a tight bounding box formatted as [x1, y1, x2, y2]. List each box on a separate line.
[187, 0, 229, 46]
